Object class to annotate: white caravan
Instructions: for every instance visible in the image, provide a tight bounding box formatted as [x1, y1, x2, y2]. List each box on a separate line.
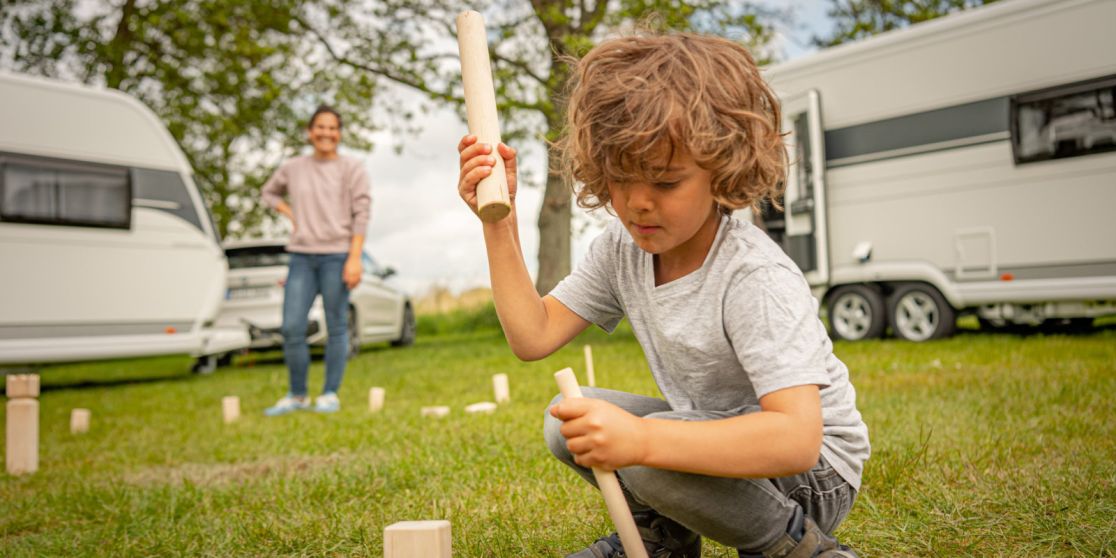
[757, 0, 1116, 341]
[0, 72, 249, 365]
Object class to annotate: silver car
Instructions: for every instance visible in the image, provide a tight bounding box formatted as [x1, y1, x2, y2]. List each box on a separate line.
[194, 240, 416, 372]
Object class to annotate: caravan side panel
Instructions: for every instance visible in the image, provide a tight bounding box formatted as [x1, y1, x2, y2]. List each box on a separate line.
[0, 73, 241, 364]
[766, 0, 1116, 315]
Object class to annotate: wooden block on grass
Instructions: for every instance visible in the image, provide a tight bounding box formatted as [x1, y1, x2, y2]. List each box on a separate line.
[71, 408, 91, 434]
[492, 373, 509, 404]
[6, 398, 38, 475]
[584, 345, 596, 387]
[369, 387, 385, 413]
[6, 374, 40, 398]
[222, 396, 240, 424]
[384, 520, 451, 558]
[421, 406, 450, 418]
[464, 401, 497, 414]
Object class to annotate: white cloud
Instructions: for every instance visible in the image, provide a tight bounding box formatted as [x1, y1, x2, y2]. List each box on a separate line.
[358, 104, 543, 297]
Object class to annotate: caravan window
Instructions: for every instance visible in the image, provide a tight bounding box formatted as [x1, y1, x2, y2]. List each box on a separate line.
[132, 168, 206, 233]
[1012, 75, 1116, 164]
[0, 153, 130, 229]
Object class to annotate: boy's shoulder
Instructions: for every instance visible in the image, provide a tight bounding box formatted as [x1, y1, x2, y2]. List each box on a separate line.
[716, 216, 808, 285]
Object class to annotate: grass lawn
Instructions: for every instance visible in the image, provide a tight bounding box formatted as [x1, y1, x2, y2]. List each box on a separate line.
[2, 315, 1114, 557]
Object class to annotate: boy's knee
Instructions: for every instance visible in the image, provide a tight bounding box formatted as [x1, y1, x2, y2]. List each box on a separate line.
[543, 393, 571, 461]
[617, 465, 673, 507]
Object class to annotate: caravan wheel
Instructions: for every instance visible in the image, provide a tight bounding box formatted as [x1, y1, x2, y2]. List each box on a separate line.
[192, 354, 217, 374]
[889, 284, 956, 341]
[827, 285, 887, 341]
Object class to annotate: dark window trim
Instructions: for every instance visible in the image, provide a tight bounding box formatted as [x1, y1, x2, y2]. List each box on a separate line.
[823, 97, 1010, 165]
[200, 189, 222, 244]
[1010, 74, 1116, 165]
[0, 151, 133, 230]
[817, 74, 1116, 169]
[1014, 74, 1116, 104]
[130, 167, 213, 239]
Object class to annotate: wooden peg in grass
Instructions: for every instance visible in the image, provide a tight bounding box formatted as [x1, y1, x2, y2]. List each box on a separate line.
[70, 408, 91, 434]
[369, 387, 385, 413]
[492, 373, 509, 404]
[5, 374, 39, 475]
[222, 396, 240, 424]
[584, 344, 596, 387]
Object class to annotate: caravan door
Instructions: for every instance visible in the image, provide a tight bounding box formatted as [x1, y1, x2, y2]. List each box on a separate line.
[780, 89, 830, 288]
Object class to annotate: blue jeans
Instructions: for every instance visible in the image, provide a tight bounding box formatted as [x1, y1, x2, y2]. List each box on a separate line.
[543, 388, 857, 553]
[281, 252, 350, 397]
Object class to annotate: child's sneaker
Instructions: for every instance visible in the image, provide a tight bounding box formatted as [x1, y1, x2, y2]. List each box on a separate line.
[264, 394, 309, 416]
[566, 511, 700, 558]
[314, 392, 341, 413]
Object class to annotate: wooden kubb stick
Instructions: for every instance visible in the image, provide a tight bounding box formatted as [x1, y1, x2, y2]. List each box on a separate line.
[456, 10, 512, 223]
[584, 345, 596, 387]
[554, 368, 647, 558]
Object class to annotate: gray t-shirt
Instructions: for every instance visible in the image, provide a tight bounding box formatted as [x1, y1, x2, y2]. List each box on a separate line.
[550, 215, 870, 490]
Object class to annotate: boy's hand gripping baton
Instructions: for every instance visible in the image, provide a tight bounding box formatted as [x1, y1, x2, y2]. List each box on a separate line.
[455, 10, 513, 223]
[554, 368, 648, 558]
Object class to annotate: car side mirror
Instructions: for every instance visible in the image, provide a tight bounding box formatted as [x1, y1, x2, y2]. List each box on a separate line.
[378, 266, 396, 280]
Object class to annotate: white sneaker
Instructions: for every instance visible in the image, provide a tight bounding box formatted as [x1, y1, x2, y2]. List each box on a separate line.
[314, 392, 341, 413]
[264, 394, 309, 416]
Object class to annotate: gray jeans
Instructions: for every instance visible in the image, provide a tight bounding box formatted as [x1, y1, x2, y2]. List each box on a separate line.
[543, 388, 856, 553]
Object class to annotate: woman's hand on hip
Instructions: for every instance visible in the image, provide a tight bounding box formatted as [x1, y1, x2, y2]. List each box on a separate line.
[343, 256, 362, 290]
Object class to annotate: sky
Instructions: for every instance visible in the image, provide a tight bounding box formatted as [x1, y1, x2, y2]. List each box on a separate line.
[355, 0, 835, 298]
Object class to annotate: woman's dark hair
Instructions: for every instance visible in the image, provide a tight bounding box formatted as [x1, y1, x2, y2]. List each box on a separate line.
[308, 104, 342, 130]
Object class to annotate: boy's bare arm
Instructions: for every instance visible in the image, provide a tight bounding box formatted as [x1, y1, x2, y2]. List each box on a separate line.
[553, 384, 823, 477]
[459, 135, 590, 359]
[482, 217, 588, 359]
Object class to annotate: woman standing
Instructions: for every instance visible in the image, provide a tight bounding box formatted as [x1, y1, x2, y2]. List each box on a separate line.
[261, 105, 371, 415]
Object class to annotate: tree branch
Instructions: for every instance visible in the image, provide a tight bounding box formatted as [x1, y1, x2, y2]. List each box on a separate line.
[294, 14, 459, 103]
[491, 51, 548, 87]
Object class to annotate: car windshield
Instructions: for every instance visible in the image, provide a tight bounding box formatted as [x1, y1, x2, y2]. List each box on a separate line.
[226, 245, 290, 269]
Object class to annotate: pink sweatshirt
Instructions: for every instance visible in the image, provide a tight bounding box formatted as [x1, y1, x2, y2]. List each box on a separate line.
[261, 155, 371, 254]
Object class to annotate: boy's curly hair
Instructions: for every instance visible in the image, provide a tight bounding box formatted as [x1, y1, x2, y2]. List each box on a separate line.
[557, 32, 786, 213]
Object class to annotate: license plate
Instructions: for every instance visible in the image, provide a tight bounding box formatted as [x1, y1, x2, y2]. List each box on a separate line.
[227, 286, 271, 300]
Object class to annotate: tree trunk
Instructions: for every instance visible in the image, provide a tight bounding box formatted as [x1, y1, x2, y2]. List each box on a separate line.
[534, 150, 571, 294]
[535, 38, 573, 295]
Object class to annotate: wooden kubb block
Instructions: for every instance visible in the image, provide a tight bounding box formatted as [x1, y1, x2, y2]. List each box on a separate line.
[6, 374, 40, 398]
[222, 396, 240, 424]
[6, 374, 40, 475]
[421, 406, 450, 418]
[492, 373, 509, 404]
[384, 520, 451, 558]
[71, 408, 91, 434]
[6, 399, 39, 475]
[369, 387, 385, 413]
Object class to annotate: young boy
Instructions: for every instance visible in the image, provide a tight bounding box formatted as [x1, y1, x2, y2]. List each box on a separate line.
[456, 33, 869, 558]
